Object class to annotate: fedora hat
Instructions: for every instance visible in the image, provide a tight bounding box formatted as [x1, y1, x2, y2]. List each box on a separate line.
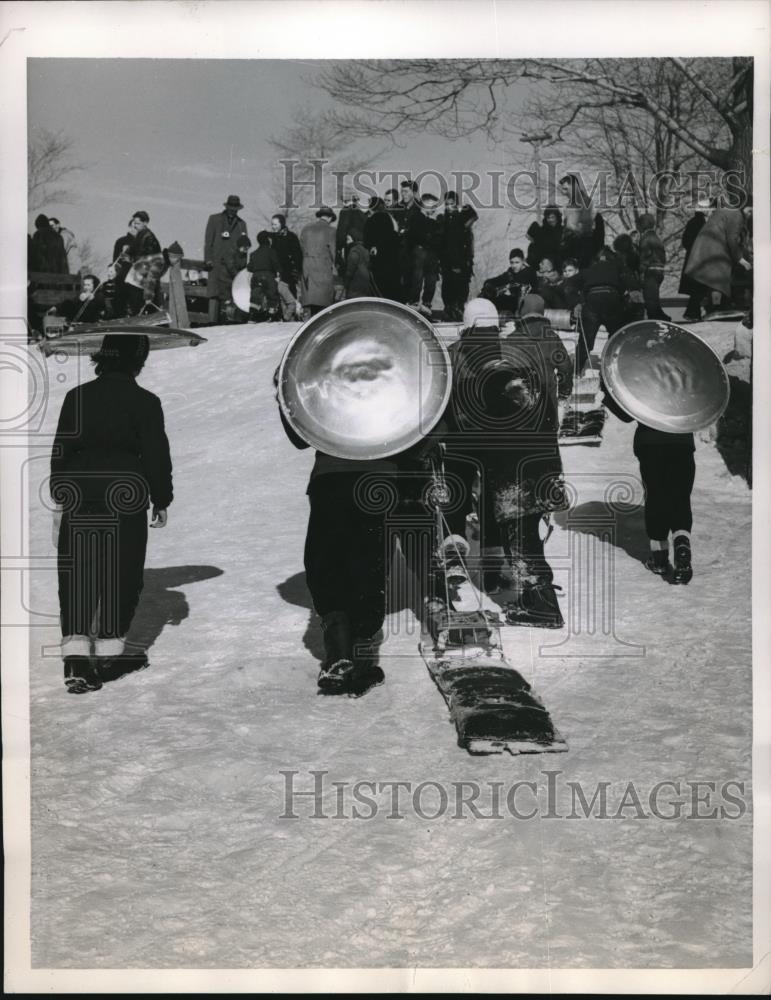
[316, 205, 337, 222]
[224, 195, 244, 210]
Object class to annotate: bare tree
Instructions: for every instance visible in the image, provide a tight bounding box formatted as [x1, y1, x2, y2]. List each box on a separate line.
[318, 57, 753, 188]
[267, 106, 384, 231]
[27, 127, 84, 213]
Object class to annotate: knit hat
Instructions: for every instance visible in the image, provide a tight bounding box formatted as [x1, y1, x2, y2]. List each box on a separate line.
[93, 334, 150, 362]
[520, 293, 546, 316]
[463, 297, 499, 328]
[167, 241, 184, 255]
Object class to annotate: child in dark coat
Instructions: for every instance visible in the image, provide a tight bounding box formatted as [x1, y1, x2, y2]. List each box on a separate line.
[603, 391, 695, 583]
[50, 335, 173, 692]
[248, 231, 281, 320]
[637, 213, 670, 321]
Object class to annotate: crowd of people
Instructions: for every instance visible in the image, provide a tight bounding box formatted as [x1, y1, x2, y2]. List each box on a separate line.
[28, 176, 752, 343]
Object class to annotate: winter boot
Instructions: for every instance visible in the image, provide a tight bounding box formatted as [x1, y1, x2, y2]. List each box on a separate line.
[63, 656, 102, 694]
[348, 628, 385, 697]
[645, 550, 671, 577]
[318, 611, 355, 693]
[672, 536, 693, 585]
[505, 581, 564, 629]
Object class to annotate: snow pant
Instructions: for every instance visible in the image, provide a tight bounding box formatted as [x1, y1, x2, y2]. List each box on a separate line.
[58, 505, 148, 639]
[440, 456, 552, 589]
[642, 268, 667, 319]
[441, 266, 469, 320]
[405, 245, 426, 305]
[250, 271, 280, 319]
[636, 446, 695, 541]
[304, 474, 389, 639]
[421, 250, 440, 309]
[576, 287, 625, 374]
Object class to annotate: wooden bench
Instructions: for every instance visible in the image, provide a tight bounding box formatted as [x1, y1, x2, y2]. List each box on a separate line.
[28, 271, 81, 308]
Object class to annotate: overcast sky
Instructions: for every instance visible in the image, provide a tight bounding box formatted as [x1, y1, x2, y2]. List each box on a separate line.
[28, 58, 533, 271]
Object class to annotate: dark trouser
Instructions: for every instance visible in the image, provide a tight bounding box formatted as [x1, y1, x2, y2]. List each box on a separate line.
[576, 288, 625, 374]
[304, 475, 389, 639]
[58, 506, 148, 639]
[684, 282, 709, 319]
[405, 245, 426, 304]
[642, 268, 667, 319]
[441, 267, 469, 319]
[251, 271, 281, 310]
[125, 284, 147, 316]
[503, 515, 552, 587]
[636, 447, 695, 540]
[421, 250, 440, 308]
[441, 456, 550, 589]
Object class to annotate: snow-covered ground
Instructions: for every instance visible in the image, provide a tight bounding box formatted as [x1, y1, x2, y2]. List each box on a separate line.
[26, 317, 751, 969]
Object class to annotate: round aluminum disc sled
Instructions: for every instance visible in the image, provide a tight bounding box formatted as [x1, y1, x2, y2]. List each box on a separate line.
[232, 268, 251, 313]
[601, 319, 730, 432]
[277, 297, 453, 460]
[38, 325, 207, 357]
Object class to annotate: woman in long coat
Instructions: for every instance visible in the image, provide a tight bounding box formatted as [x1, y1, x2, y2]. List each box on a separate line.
[30, 214, 69, 273]
[684, 205, 752, 301]
[300, 207, 337, 314]
[363, 199, 401, 300]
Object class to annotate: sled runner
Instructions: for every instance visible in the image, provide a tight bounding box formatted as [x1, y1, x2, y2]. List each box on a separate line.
[419, 464, 568, 756]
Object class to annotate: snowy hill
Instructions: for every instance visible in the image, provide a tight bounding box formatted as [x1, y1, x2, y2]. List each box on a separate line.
[27, 320, 752, 968]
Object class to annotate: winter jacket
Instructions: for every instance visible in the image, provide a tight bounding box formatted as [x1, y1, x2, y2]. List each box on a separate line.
[678, 212, 707, 296]
[335, 207, 368, 260]
[50, 372, 173, 512]
[638, 227, 667, 271]
[271, 228, 303, 285]
[363, 211, 401, 299]
[248, 246, 281, 278]
[684, 208, 749, 298]
[443, 318, 571, 520]
[481, 265, 535, 310]
[401, 203, 428, 249]
[344, 242, 374, 298]
[440, 208, 477, 273]
[204, 211, 249, 298]
[300, 220, 337, 307]
[30, 225, 69, 274]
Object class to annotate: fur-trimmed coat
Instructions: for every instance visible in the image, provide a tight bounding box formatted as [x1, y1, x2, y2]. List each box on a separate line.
[444, 317, 572, 521]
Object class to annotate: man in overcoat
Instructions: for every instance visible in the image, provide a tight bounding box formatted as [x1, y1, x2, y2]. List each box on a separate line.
[204, 195, 249, 323]
[300, 206, 337, 315]
[684, 201, 752, 309]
